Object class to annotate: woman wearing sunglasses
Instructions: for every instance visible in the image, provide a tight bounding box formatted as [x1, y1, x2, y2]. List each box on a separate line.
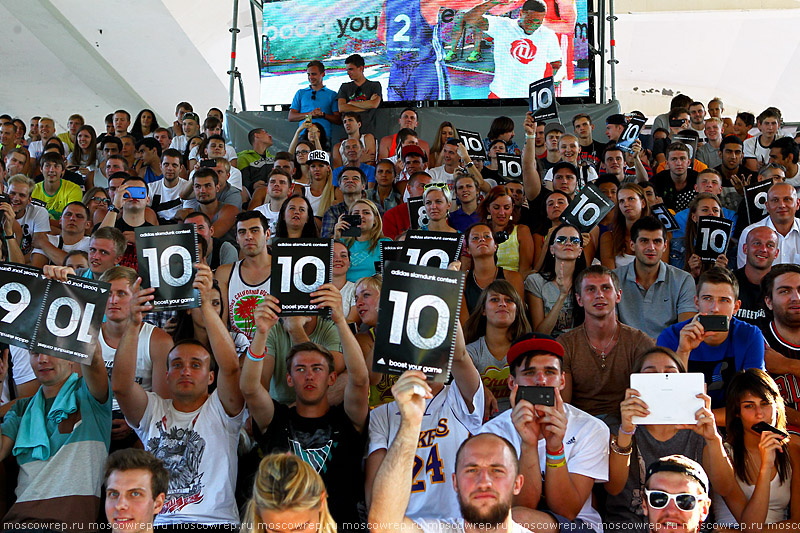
[525, 223, 585, 337]
[422, 183, 458, 233]
[604, 347, 732, 530]
[713, 369, 800, 528]
[478, 185, 534, 277]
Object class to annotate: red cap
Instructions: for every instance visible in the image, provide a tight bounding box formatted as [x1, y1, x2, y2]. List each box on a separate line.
[401, 145, 427, 162]
[507, 333, 564, 367]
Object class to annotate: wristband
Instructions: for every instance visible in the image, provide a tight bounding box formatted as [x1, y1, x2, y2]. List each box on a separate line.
[546, 453, 565, 462]
[3, 234, 13, 240]
[546, 459, 567, 468]
[546, 445, 564, 456]
[525, 134, 536, 139]
[610, 436, 633, 456]
[247, 346, 265, 362]
[619, 426, 636, 435]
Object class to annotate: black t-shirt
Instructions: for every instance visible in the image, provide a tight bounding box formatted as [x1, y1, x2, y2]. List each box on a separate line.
[579, 140, 608, 170]
[733, 267, 766, 328]
[761, 321, 800, 414]
[251, 402, 366, 528]
[652, 169, 699, 212]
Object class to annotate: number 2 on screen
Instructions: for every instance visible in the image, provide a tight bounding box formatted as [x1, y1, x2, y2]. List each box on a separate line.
[393, 14, 410, 42]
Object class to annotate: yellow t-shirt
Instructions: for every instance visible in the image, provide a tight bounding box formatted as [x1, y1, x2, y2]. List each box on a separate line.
[57, 132, 75, 152]
[32, 179, 83, 219]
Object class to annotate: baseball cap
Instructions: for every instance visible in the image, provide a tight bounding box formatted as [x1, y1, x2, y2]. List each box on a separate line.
[606, 114, 626, 126]
[551, 161, 578, 176]
[507, 332, 564, 367]
[402, 144, 428, 162]
[307, 150, 330, 165]
[182, 112, 200, 124]
[544, 123, 565, 136]
[645, 455, 709, 494]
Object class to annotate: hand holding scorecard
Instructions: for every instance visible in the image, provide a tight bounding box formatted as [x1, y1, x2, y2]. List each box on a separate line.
[529, 77, 558, 121]
[268, 239, 333, 316]
[136, 223, 200, 310]
[694, 216, 732, 262]
[456, 129, 487, 160]
[0, 263, 110, 364]
[560, 184, 615, 233]
[373, 262, 465, 382]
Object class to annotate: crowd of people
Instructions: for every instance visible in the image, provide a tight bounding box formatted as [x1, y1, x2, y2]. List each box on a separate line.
[2, 52, 800, 532]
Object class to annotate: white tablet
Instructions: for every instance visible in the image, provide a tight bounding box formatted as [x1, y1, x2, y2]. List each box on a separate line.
[629, 373, 705, 425]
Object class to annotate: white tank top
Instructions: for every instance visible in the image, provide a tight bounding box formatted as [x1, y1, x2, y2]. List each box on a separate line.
[101, 322, 155, 411]
[227, 259, 271, 342]
[305, 185, 323, 217]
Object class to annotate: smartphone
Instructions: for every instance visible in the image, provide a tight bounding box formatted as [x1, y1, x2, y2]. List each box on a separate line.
[669, 118, 685, 127]
[698, 314, 729, 332]
[494, 230, 509, 245]
[199, 158, 217, 168]
[0, 194, 9, 205]
[751, 421, 789, 439]
[516, 386, 555, 407]
[125, 186, 147, 200]
[341, 214, 362, 237]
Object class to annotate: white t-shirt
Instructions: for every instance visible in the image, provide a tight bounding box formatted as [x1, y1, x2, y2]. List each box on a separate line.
[428, 165, 456, 187]
[480, 403, 609, 531]
[100, 322, 155, 411]
[743, 134, 782, 167]
[148, 177, 188, 222]
[189, 144, 237, 162]
[28, 139, 70, 160]
[254, 202, 281, 235]
[132, 390, 245, 526]
[169, 135, 190, 153]
[368, 382, 484, 520]
[1, 346, 36, 404]
[340, 280, 356, 317]
[17, 204, 51, 256]
[485, 16, 561, 98]
[31, 234, 91, 262]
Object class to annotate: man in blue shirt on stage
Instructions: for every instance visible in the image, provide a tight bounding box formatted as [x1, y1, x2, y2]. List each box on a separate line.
[288, 60, 340, 140]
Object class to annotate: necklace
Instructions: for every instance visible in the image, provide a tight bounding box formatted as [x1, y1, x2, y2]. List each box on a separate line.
[584, 321, 619, 369]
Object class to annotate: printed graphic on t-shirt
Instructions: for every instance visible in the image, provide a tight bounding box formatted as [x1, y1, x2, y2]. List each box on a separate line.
[289, 426, 335, 474]
[148, 417, 206, 513]
[229, 289, 269, 340]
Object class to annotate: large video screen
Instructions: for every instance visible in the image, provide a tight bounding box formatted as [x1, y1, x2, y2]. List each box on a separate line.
[260, 0, 591, 106]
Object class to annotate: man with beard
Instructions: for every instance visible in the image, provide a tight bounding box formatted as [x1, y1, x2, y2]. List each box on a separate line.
[716, 135, 755, 211]
[322, 166, 369, 238]
[370, 370, 536, 533]
[177, 167, 238, 244]
[760, 264, 800, 429]
[365, 324, 483, 520]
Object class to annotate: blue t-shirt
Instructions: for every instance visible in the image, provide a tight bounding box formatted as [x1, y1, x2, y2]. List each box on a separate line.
[657, 317, 766, 408]
[290, 86, 338, 139]
[143, 166, 163, 184]
[449, 208, 481, 233]
[669, 206, 737, 267]
[347, 238, 389, 282]
[332, 163, 376, 187]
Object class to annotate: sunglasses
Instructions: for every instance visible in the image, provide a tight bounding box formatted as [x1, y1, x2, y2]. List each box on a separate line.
[296, 150, 310, 155]
[644, 490, 705, 511]
[311, 90, 317, 100]
[554, 235, 582, 246]
[423, 182, 449, 191]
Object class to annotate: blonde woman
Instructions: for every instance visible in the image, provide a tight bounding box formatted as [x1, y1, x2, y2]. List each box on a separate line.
[241, 454, 336, 533]
[334, 198, 389, 282]
[305, 151, 341, 218]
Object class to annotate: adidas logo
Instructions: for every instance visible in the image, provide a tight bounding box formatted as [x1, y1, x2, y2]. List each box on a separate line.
[566, 437, 576, 445]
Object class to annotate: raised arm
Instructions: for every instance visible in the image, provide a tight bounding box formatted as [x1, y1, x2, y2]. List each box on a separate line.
[463, 0, 500, 31]
[240, 295, 282, 431]
[451, 320, 482, 410]
[522, 113, 542, 201]
[311, 283, 369, 431]
[195, 263, 243, 416]
[367, 371, 429, 533]
[111, 279, 152, 427]
[84, 341, 110, 404]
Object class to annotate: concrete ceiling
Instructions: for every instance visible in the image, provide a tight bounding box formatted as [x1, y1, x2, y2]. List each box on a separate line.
[2, 0, 800, 135]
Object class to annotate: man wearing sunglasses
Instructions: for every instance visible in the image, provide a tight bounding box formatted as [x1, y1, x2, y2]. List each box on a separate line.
[643, 456, 711, 532]
[288, 60, 340, 141]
